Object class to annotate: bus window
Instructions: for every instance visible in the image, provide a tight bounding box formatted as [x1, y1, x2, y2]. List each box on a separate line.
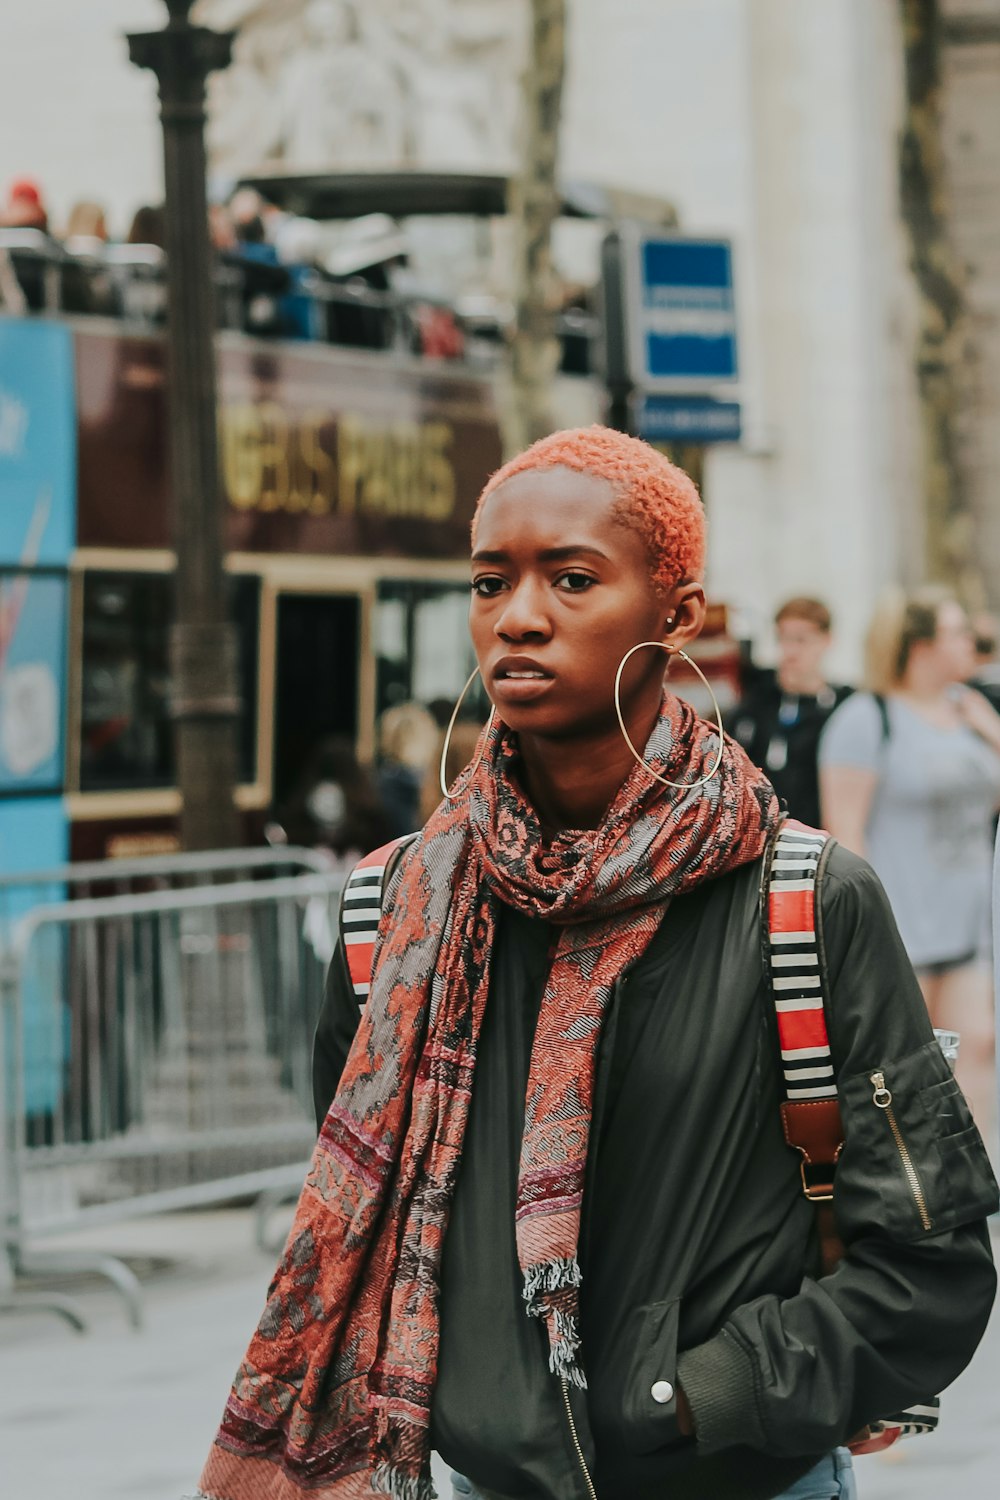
[375, 580, 479, 721]
[79, 571, 259, 792]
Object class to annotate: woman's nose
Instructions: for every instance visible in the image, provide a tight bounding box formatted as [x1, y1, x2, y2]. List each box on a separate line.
[494, 580, 551, 641]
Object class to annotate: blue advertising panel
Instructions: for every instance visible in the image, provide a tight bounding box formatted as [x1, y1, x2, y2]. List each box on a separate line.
[0, 796, 69, 1118]
[627, 233, 739, 392]
[0, 570, 68, 793]
[0, 318, 76, 565]
[637, 394, 742, 445]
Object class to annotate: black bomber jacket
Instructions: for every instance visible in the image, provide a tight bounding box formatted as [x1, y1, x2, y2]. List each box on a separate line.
[312, 841, 998, 1500]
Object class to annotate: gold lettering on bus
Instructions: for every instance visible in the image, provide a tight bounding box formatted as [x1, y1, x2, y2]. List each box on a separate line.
[257, 402, 290, 512]
[221, 404, 457, 523]
[222, 403, 263, 511]
[298, 411, 336, 515]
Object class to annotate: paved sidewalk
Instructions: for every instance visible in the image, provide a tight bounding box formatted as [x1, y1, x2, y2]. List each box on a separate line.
[1, 1208, 997, 1499]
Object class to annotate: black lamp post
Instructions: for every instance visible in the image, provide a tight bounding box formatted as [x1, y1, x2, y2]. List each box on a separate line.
[128, 1, 241, 850]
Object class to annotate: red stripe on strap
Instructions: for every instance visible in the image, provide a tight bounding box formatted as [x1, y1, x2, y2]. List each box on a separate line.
[777, 1007, 830, 1053]
[354, 839, 404, 872]
[769, 887, 814, 933]
[346, 942, 376, 985]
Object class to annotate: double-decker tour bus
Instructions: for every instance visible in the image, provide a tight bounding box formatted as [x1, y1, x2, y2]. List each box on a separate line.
[0, 172, 740, 870]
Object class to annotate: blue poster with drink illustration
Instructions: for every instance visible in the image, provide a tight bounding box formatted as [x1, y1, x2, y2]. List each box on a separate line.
[0, 571, 67, 794]
[0, 318, 74, 801]
[0, 320, 75, 1113]
[0, 318, 76, 565]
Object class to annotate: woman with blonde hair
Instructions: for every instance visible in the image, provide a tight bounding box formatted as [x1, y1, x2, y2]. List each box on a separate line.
[820, 585, 1000, 1137]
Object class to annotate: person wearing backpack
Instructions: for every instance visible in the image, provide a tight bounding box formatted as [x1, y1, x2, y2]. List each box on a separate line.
[729, 597, 852, 829]
[197, 430, 997, 1500]
[819, 586, 1000, 1150]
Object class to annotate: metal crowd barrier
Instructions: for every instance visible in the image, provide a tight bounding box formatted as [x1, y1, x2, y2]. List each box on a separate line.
[0, 843, 334, 941]
[0, 868, 342, 1330]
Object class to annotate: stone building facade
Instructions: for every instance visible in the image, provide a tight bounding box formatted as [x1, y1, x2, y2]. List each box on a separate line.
[2, 1, 999, 673]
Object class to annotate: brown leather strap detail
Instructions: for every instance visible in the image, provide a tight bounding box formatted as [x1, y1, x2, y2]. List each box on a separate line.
[781, 1100, 846, 1276]
[780, 1098, 844, 1172]
[815, 1202, 846, 1278]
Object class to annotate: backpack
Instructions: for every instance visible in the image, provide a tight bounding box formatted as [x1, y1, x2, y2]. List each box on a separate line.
[763, 818, 938, 1446]
[338, 821, 939, 1446]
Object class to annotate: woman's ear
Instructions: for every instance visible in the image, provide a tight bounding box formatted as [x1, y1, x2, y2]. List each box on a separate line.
[662, 581, 706, 647]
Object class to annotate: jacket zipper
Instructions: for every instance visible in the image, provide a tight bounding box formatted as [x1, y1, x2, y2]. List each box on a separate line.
[870, 1071, 932, 1230]
[560, 1377, 598, 1500]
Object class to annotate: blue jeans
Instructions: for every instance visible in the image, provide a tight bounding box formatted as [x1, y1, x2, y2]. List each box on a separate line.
[451, 1448, 857, 1500]
[772, 1449, 858, 1500]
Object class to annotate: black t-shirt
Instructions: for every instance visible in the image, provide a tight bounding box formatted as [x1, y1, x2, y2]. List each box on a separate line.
[728, 670, 852, 828]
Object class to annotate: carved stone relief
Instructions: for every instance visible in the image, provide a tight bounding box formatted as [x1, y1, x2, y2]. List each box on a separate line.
[195, 0, 528, 180]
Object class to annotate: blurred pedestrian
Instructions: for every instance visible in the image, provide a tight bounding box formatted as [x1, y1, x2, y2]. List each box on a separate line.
[200, 428, 997, 1500]
[820, 586, 1000, 1140]
[730, 596, 851, 826]
[419, 717, 483, 823]
[970, 611, 1000, 716]
[376, 701, 439, 837]
[276, 735, 390, 864]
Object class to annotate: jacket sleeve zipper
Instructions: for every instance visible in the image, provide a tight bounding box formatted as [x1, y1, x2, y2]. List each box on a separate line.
[560, 1377, 598, 1500]
[870, 1071, 933, 1231]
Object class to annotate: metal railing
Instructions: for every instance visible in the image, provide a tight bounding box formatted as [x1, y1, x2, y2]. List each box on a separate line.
[0, 844, 334, 954]
[0, 868, 341, 1329]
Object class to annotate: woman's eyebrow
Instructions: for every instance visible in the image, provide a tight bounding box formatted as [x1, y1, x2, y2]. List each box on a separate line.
[471, 544, 611, 564]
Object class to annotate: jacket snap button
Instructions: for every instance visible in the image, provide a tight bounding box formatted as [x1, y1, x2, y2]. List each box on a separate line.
[650, 1380, 674, 1404]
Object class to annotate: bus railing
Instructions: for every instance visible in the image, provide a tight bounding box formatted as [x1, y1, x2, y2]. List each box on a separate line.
[0, 228, 600, 373]
[0, 870, 341, 1330]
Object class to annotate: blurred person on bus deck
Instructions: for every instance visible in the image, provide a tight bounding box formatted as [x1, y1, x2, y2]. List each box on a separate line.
[377, 701, 440, 839]
[729, 596, 851, 828]
[820, 585, 1000, 1148]
[127, 204, 166, 248]
[2, 176, 49, 231]
[64, 200, 108, 245]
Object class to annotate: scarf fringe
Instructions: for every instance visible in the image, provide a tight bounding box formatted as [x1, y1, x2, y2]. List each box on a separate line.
[546, 1305, 588, 1388]
[522, 1256, 583, 1309]
[373, 1462, 438, 1500]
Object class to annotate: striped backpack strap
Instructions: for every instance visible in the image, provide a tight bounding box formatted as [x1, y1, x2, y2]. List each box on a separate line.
[765, 817, 940, 1443]
[767, 819, 843, 1199]
[340, 835, 418, 1011]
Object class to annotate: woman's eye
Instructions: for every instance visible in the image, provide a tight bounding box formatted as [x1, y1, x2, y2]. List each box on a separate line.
[555, 571, 596, 593]
[471, 576, 507, 598]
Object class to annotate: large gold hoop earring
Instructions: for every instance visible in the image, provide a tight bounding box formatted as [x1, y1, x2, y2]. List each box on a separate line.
[439, 667, 497, 800]
[614, 641, 725, 790]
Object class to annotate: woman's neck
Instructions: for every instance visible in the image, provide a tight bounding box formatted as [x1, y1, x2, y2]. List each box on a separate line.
[895, 664, 959, 727]
[897, 660, 952, 703]
[517, 722, 648, 834]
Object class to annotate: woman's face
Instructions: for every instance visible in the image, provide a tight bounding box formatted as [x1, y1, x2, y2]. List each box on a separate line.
[930, 600, 975, 683]
[470, 466, 702, 741]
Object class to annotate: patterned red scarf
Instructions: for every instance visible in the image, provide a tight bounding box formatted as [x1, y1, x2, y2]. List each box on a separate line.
[199, 694, 779, 1500]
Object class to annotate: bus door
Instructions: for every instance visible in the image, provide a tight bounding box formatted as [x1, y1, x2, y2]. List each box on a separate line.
[271, 590, 364, 814]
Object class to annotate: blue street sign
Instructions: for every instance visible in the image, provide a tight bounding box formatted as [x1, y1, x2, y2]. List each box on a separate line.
[625, 232, 739, 392]
[636, 394, 742, 445]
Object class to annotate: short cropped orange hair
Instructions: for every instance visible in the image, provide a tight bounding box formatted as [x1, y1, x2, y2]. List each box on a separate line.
[472, 425, 705, 594]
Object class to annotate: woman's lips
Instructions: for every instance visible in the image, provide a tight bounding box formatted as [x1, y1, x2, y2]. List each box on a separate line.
[491, 667, 555, 702]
